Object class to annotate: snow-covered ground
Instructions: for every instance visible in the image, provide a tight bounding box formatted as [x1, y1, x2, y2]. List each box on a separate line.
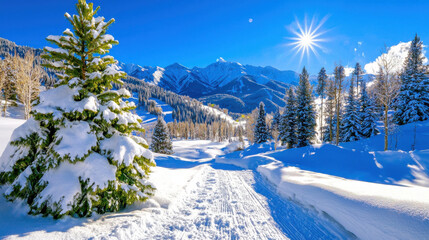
[216, 122, 429, 239]
[1, 120, 350, 240]
[2, 114, 429, 239]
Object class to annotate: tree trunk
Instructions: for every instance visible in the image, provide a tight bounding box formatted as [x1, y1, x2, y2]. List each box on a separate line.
[384, 104, 388, 151]
[320, 97, 324, 142]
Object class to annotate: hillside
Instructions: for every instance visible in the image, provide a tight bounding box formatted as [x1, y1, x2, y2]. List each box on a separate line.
[121, 58, 299, 113]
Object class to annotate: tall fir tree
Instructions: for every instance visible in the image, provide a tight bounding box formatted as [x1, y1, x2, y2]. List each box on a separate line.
[359, 82, 380, 138]
[393, 34, 429, 125]
[323, 80, 335, 143]
[271, 109, 281, 133]
[353, 62, 364, 94]
[334, 65, 345, 145]
[316, 67, 328, 142]
[151, 116, 173, 154]
[254, 102, 269, 144]
[279, 88, 297, 148]
[296, 67, 317, 147]
[0, 0, 155, 218]
[341, 78, 362, 142]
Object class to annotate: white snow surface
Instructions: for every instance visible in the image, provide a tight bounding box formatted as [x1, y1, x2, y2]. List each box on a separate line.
[2, 116, 429, 239]
[0, 130, 350, 239]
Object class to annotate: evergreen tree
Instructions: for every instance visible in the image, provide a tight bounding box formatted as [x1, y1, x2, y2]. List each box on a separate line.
[271, 109, 281, 133]
[359, 82, 380, 138]
[323, 80, 335, 143]
[316, 67, 328, 141]
[0, 0, 155, 218]
[393, 34, 429, 125]
[296, 67, 317, 147]
[279, 88, 297, 148]
[334, 65, 346, 145]
[1, 54, 18, 115]
[353, 62, 364, 94]
[151, 116, 173, 154]
[341, 78, 362, 142]
[254, 102, 269, 144]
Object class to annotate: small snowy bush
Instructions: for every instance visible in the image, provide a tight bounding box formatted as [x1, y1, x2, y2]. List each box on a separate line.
[0, 0, 155, 218]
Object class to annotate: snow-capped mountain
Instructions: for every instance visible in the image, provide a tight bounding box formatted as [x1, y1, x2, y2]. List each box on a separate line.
[121, 58, 299, 113]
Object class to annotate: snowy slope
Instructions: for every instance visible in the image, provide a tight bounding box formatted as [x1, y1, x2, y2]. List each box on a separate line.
[216, 121, 429, 240]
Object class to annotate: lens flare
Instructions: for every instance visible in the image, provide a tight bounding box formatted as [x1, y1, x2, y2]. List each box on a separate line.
[288, 16, 329, 64]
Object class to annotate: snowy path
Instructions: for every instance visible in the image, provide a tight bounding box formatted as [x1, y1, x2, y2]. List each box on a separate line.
[1, 140, 352, 239]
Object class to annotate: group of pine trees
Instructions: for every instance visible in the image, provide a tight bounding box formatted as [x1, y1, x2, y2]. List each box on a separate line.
[321, 64, 379, 145]
[121, 78, 231, 124]
[0, 52, 45, 119]
[253, 34, 428, 150]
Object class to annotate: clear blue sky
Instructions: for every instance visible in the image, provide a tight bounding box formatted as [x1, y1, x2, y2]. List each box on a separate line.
[1, 0, 428, 74]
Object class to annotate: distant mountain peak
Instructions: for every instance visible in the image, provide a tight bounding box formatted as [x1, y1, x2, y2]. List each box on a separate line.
[216, 57, 227, 63]
[165, 62, 187, 69]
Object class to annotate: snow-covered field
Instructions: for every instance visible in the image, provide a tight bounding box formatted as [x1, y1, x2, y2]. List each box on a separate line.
[1, 115, 429, 239]
[0, 120, 350, 240]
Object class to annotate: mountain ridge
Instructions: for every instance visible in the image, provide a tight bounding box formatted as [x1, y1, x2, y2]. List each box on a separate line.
[119, 59, 300, 113]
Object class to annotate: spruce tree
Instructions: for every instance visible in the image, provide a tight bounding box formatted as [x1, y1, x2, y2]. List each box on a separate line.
[341, 78, 362, 142]
[323, 80, 335, 143]
[0, 0, 155, 218]
[271, 109, 281, 133]
[359, 82, 380, 138]
[393, 34, 429, 125]
[316, 67, 328, 141]
[296, 67, 316, 147]
[151, 116, 173, 154]
[353, 62, 364, 94]
[279, 88, 297, 148]
[334, 65, 345, 145]
[254, 102, 269, 144]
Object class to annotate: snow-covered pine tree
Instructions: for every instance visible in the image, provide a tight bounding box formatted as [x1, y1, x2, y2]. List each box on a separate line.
[341, 78, 362, 142]
[334, 65, 345, 145]
[393, 34, 429, 125]
[353, 62, 364, 94]
[359, 82, 380, 138]
[151, 116, 173, 154]
[322, 79, 335, 143]
[254, 102, 269, 144]
[316, 67, 328, 141]
[279, 88, 297, 148]
[296, 67, 317, 147]
[0, 0, 155, 218]
[271, 109, 281, 133]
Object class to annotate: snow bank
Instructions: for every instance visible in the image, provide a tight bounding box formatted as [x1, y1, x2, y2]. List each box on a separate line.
[258, 162, 429, 240]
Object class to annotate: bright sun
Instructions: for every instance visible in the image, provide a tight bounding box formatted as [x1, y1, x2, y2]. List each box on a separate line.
[289, 16, 328, 63]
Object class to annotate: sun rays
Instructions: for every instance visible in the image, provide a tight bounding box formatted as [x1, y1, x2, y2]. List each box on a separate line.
[288, 16, 329, 64]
